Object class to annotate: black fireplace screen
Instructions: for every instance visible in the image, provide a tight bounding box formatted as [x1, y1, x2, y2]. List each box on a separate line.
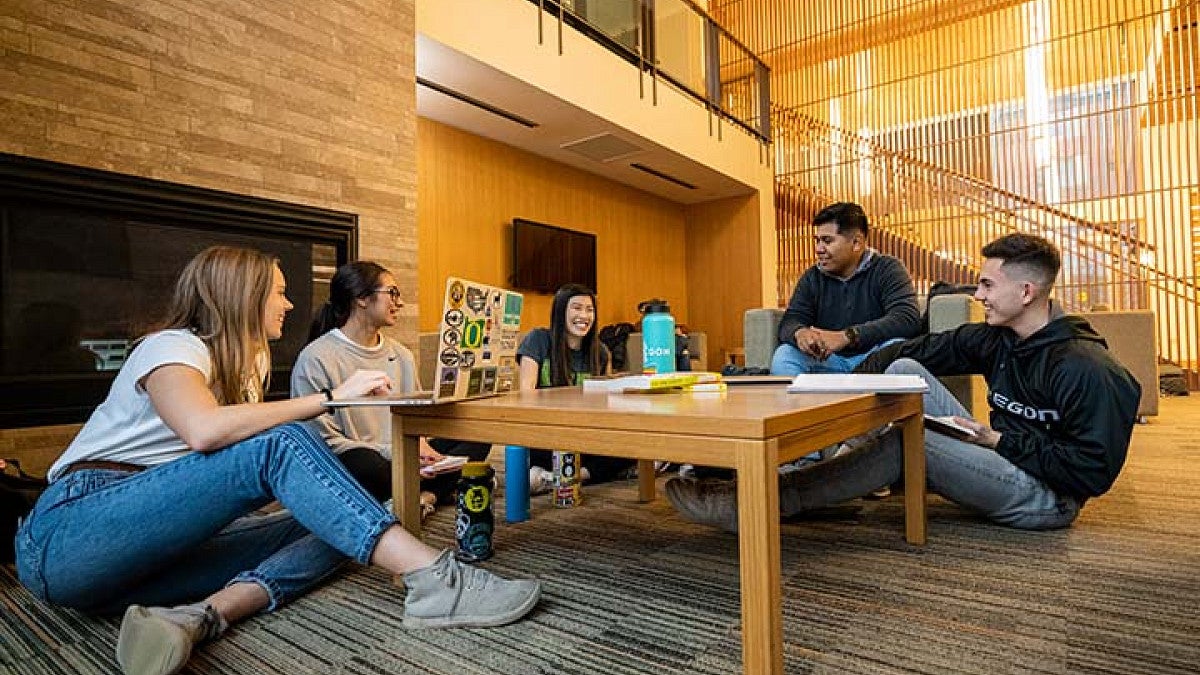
[0, 153, 357, 428]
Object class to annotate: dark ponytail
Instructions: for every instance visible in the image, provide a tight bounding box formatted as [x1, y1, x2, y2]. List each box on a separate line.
[306, 261, 389, 343]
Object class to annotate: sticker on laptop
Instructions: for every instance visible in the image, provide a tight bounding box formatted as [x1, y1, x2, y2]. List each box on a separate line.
[466, 368, 485, 396]
[439, 368, 458, 398]
[465, 286, 487, 313]
[448, 281, 465, 310]
[480, 366, 497, 392]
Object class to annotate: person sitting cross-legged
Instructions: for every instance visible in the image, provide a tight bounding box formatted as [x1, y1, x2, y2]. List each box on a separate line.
[686, 201, 923, 482]
[771, 201, 922, 376]
[291, 260, 492, 520]
[15, 246, 540, 675]
[667, 233, 1141, 532]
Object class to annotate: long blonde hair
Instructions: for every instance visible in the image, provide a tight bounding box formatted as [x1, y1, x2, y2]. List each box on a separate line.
[156, 246, 278, 404]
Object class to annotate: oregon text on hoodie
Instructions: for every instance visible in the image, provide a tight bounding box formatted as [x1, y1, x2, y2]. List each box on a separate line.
[859, 313, 1141, 499]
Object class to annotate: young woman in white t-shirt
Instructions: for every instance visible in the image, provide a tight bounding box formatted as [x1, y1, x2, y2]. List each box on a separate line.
[290, 260, 490, 518]
[15, 246, 540, 675]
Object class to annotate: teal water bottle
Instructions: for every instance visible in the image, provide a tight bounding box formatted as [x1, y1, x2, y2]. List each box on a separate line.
[638, 299, 676, 374]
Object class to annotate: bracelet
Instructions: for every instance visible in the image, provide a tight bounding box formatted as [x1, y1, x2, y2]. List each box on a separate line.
[320, 388, 334, 402]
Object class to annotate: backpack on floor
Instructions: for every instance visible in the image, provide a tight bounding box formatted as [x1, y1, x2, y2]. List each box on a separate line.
[1, 459, 47, 563]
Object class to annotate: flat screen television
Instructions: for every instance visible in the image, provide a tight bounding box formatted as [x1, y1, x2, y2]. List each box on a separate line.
[510, 218, 597, 294]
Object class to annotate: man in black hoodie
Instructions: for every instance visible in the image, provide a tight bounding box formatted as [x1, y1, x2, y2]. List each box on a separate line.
[667, 233, 1141, 531]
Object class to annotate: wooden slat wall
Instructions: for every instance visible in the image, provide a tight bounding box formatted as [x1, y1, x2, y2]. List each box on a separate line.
[714, 0, 1200, 384]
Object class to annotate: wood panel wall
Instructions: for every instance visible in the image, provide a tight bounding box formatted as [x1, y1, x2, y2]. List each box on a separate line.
[0, 0, 417, 472]
[417, 118, 689, 334]
[685, 195, 764, 371]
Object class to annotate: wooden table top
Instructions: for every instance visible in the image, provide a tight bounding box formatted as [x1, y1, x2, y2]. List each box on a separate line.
[393, 385, 916, 440]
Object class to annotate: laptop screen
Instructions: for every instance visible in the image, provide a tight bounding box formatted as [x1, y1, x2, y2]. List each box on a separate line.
[432, 277, 523, 401]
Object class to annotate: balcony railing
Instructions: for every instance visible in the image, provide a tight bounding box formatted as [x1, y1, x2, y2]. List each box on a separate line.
[530, 0, 771, 142]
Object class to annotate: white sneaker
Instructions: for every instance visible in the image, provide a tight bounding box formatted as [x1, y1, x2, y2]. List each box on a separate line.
[529, 466, 554, 495]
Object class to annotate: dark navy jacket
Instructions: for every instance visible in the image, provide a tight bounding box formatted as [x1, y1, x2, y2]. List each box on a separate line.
[777, 252, 921, 356]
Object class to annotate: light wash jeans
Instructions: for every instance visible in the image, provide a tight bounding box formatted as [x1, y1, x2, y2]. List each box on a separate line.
[770, 338, 904, 376]
[15, 422, 395, 615]
[779, 358, 1082, 530]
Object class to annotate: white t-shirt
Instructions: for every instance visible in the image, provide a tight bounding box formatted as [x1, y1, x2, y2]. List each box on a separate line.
[49, 329, 215, 481]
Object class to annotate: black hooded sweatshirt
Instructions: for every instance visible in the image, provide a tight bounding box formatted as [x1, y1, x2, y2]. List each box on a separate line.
[858, 313, 1141, 499]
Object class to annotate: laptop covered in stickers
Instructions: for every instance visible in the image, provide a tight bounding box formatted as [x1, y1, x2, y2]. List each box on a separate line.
[325, 276, 524, 407]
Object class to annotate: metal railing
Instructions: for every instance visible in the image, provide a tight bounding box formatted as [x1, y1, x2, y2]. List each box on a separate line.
[530, 0, 771, 142]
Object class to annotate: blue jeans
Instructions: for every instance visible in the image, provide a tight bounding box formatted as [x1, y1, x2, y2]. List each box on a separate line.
[779, 359, 1082, 530]
[15, 423, 396, 615]
[770, 338, 904, 375]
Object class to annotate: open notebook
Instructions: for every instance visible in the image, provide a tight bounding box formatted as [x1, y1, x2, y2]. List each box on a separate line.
[785, 373, 929, 394]
[327, 277, 523, 407]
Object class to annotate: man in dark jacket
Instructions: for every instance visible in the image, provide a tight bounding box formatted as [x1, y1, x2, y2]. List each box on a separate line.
[772, 202, 921, 375]
[667, 233, 1141, 531]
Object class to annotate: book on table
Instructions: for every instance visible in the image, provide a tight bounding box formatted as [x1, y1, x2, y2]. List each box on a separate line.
[582, 371, 721, 393]
[785, 373, 929, 394]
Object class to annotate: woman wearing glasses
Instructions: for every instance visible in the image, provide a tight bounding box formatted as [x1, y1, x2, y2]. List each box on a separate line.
[15, 247, 539, 675]
[291, 261, 491, 516]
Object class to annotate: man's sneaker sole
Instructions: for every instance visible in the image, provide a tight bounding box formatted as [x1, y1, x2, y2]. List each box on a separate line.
[401, 582, 541, 629]
[116, 606, 192, 675]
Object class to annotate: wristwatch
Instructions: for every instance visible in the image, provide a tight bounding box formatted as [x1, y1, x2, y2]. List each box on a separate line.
[843, 326, 860, 348]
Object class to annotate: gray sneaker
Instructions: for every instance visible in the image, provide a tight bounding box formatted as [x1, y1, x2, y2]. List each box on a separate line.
[664, 477, 739, 533]
[116, 603, 226, 675]
[402, 549, 541, 629]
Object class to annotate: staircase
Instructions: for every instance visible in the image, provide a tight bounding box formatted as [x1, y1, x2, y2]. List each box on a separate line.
[772, 107, 1161, 313]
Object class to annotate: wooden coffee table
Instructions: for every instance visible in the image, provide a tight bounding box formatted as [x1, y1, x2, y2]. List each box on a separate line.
[388, 386, 925, 675]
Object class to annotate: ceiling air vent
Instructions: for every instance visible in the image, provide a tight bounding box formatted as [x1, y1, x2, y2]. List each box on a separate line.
[630, 163, 698, 190]
[417, 77, 539, 128]
[560, 133, 645, 162]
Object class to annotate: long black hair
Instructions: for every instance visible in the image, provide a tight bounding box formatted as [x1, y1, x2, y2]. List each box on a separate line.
[547, 283, 604, 386]
[308, 261, 389, 342]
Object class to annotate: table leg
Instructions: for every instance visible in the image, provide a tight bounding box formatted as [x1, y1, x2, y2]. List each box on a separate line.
[900, 412, 927, 546]
[736, 440, 783, 675]
[390, 415, 423, 539]
[637, 459, 656, 502]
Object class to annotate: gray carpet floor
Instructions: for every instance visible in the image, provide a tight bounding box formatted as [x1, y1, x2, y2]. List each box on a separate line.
[3, 396, 1199, 674]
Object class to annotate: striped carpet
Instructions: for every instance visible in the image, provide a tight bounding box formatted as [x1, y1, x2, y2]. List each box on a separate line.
[2, 397, 1199, 674]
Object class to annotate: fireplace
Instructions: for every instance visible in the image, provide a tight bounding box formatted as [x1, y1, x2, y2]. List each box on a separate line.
[0, 153, 357, 428]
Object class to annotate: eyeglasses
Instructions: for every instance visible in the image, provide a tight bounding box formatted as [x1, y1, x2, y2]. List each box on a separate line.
[372, 287, 403, 304]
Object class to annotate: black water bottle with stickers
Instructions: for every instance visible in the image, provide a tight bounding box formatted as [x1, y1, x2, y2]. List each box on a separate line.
[455, 461, 495, 562]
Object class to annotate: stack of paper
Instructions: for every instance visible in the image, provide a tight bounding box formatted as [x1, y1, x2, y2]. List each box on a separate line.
[786, 373, 929, 394]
